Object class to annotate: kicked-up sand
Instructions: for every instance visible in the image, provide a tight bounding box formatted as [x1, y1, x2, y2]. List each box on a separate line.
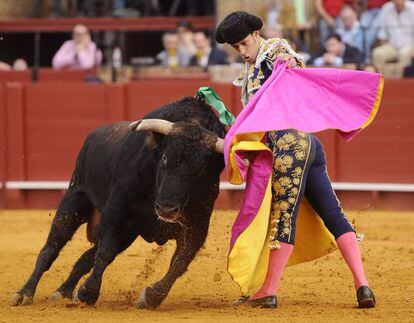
[0, 209, 413, 322]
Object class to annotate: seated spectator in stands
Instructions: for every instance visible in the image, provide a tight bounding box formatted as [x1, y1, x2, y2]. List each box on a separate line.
[263, 0, 282, 28]
[372, 0, 414, 67]
[360, 0, 389, 63]
[13, 59, 28, 71]
[315, 0, 356, 44]
[176, 21, 196, 66]
[0, 61, 11, 71]
[311, 33, 363, 66]
[189, 31, 229, 69]
[156, 32, 188, 67]
[52, 24, 102, 70]
[335, 5, 363, 52]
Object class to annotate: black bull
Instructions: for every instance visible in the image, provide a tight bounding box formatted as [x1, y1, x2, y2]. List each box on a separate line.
[11, 97, 226, 309]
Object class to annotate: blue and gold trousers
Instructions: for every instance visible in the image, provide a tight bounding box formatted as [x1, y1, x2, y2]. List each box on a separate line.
[266, 129, 354, 246]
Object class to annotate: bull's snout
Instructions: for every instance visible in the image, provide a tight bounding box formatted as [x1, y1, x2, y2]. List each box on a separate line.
[155, 203, 181, 222]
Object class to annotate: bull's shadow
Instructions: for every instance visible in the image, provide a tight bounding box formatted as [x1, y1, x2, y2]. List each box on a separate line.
[11, 97, 226, 309]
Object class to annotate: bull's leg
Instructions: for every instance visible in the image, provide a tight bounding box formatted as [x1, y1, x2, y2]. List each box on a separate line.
[10, 191, 93, 306]
[137, 224, 208, 309]
[73, 201, 138, 305]
[51, 246, 97, 301]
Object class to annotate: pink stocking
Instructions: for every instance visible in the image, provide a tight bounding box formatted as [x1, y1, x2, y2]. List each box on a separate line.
[250, 242, 294, 300]
[336, 231, 369, 289]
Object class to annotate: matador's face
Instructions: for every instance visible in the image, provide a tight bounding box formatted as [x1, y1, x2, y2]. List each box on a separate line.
[230, 31, 261, 64]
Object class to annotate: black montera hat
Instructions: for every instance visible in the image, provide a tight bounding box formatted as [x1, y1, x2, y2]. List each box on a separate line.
[215, 11, 263, 45]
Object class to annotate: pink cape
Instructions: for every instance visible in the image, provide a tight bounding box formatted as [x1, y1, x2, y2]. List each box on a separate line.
[224, 59, 383, 295]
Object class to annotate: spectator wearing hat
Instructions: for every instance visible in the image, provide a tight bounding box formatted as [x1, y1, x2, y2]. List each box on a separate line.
[372, 0, 414, 67]
[189, 31, 229, 69]
[52, 24, 102, 70]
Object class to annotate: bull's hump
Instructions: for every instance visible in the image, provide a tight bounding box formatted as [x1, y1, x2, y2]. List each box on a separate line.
[93, 122, 131, 144]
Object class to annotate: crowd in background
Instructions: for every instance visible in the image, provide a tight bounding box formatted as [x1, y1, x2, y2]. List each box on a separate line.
[260, 0, 414, 76]
[1, 0, 413, 78]
[152, 0, 414, 76]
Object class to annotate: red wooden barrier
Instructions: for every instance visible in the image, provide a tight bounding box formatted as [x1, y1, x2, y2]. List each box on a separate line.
[0, 85, 6, 207]
[0, 79, 413, 209]
[336, 80, 414, 183]
[0, 69, 97, 83]
[0, 71, 31, 83]
[38, 69, 97, 82]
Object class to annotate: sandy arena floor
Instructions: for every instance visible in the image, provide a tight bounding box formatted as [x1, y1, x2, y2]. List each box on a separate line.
[0, 209, 413, 322]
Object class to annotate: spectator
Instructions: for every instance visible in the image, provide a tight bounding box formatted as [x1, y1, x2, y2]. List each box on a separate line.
[315, 0, 356, 44]
[189, 31, 229, 68]
[335, 5, 363, 52]
[359, 0, 389, 63]
[0, 61, 11, 71]
[372, 0, 414, 67]
[264, 0, 282, 28]
[156, 32, 188, 67]
[311, 33, 363, 66]
[176, 21, 196, 66]
[278, 0, 316, 32]
[52, 24, 102, 70]
[13, 59, 28, 71]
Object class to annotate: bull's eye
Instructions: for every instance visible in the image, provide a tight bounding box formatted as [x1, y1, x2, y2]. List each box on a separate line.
[161, 153, 167, 165]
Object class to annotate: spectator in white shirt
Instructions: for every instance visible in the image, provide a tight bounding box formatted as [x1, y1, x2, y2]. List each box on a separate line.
[372, 0, 414, 67]
[335, 5, 364, 52]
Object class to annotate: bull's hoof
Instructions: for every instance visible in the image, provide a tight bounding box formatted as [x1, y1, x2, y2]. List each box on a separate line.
[135, 287, 163, 310]
[50, 291, 68, 302]
[73, 284, 98, 305]
[135, 288, 152, 309]
[10, 292, 33, 306]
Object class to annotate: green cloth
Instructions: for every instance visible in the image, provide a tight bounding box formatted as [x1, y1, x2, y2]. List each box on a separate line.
[196, 86, 235, 126]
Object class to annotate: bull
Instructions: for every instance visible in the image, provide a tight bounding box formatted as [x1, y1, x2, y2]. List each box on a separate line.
[10, 97, 225, 309]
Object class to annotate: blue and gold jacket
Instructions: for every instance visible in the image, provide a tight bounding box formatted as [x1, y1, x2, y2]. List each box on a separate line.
[233, 37, 304, 106]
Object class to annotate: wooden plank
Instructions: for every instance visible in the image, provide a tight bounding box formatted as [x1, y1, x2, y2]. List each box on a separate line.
[0, 17, 215, 32]
[0, 84, 6, 208]
[4, 82, 26, 207]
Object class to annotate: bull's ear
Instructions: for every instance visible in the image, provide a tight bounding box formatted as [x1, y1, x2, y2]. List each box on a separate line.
[146, 132, 163, 150]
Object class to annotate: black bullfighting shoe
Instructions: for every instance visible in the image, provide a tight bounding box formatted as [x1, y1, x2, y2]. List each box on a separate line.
[248, 295, 278, 309]
[357, 286, 376, 308]
[232, 295, 249, 306]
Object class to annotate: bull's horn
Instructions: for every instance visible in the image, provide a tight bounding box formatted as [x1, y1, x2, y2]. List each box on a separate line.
[215, 138, 224, 154]
[129, 119, 174, 135]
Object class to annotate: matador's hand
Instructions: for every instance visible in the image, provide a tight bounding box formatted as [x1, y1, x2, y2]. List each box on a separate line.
[280, 54, 298, 68]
